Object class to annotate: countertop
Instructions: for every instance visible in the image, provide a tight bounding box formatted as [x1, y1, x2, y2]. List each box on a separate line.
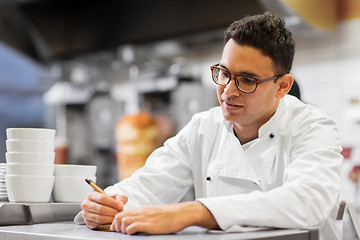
[0, 221, 318, 240]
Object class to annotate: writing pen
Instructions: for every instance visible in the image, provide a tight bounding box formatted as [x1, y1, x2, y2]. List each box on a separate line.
[84, 178, 111, 231]
[85, 178, 106, 195]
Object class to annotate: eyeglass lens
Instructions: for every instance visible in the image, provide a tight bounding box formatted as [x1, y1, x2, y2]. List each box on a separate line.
[212, 67, 257, 93]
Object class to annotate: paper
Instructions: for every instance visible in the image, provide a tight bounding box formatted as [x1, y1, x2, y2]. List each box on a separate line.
[209, 225, 271, 233]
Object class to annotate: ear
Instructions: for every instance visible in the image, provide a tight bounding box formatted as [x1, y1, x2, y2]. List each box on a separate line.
[276, 74, 293, 99]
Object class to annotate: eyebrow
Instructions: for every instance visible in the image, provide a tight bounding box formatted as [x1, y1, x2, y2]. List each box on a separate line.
[219, 63, 260, 79]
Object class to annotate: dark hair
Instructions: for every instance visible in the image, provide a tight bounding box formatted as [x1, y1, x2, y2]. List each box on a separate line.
[224, 12, 295, 75]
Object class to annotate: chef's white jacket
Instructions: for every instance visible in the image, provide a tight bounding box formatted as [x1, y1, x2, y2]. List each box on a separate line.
[77, 95, 343, 240]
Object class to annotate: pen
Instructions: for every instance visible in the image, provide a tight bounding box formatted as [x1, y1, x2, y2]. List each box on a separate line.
[84, 178, 111, 231]
[85, 178, 106, 195]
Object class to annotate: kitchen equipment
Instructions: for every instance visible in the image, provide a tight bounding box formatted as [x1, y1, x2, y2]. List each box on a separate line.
[52, 164, 97, 202]
[0, 202, 81, 225]
[5, 128, 56, 203]
[53, 176, 96, 203]
[0, 164, 7, 201]
[6, 128, 56, 142]
[5, 152, 55, 164]
[5, 175, 55, 202]
[6, 140, 55, 152]
[54, 164, 96, 176]
[6, 163, 54, 176]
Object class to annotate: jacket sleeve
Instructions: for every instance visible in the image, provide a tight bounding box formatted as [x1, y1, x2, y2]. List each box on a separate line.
[104, 114, 201, 211]
[197, 109, 343, 230]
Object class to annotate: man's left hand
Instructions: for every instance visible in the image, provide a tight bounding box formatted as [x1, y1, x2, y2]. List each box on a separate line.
[109, 201, 219, 234]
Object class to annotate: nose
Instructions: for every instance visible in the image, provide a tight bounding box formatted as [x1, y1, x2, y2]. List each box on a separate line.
[223, 77, 240, 97]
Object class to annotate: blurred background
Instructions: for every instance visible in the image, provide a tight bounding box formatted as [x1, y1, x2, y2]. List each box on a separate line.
[0, 1, 360, 236]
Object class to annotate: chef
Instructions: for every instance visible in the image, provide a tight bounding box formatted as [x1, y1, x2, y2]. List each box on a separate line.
[78, 12, 343, 240]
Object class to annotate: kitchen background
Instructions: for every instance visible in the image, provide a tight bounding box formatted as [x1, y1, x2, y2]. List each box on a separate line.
[0, 0, 360, 236]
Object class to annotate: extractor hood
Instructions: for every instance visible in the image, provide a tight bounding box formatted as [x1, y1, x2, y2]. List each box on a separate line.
[0, 0, 264, 62]
[0, 0, 336, 63]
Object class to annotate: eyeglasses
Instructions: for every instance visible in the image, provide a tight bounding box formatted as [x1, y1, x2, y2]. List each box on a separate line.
[210, 63, 285, 93]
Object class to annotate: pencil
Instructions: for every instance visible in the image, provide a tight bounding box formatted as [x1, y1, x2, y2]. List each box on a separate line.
[85, 178, 106, 195]
[84, 178, 111, 231]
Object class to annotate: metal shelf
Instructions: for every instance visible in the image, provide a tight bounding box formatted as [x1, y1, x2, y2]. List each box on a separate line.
[0, 202, 81, 226]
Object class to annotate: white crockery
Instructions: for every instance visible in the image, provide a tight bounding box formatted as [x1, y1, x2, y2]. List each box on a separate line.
[52, 176, 96, 202]
[5, 175, 54, 202]
[6, 152, 55, 164]
[6, 163, 54, 176]
[6, 128, 56, 141]
[6, 140, 55, 152]
[54, 164, 97, 177]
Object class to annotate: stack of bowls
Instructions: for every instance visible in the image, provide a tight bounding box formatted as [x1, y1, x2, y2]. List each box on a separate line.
[5, 128, 56, 203]
[53, 164, 97, 203]
[0, 163, 7, 201]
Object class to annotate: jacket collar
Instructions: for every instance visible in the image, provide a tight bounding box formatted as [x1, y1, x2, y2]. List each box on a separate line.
[258, 98, 285, 138]
[222, 97, 286, 140]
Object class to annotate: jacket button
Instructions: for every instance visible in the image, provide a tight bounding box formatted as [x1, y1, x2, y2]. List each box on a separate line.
[206, 177, 211, 181]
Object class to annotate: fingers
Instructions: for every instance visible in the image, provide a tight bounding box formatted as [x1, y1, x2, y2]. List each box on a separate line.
[81, 192, 128, 228]
[115, 194, 128, 205]
[81, 198, 119, 217]
[83, 218, 111, 230]
[110, 211, 127, 233]
[86, 192, 125, 212]
[110, 208, 163, 234]
[123, 221, 152, 235]
[110, 211, 129, 233]
[82, 208, 116, 225]
[83, 219, 98, 229]
[109, 203, 203, 235]
[110, 213, 147, 234]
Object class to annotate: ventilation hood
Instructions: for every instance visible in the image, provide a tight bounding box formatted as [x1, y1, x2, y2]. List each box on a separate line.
[0, 0, 336, 63]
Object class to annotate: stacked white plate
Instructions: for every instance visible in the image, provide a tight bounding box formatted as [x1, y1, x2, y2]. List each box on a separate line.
[0, 163, 7, 201]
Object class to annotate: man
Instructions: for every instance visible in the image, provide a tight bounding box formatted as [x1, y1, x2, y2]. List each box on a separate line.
[78, 12, 343, 240]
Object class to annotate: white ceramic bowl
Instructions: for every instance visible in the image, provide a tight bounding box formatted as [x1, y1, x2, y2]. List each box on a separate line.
[52, 176, 96, 202]
[6, 163, 54, 176]
[6, 128, 56, 141]
[54, 164, 97, 176]
[5, 175, 54, 202]
[6, 152, 55, 164]
[6, 140, 55, 152]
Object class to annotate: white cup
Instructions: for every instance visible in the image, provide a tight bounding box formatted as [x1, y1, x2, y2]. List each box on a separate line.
[54, 164, 97, 176]
[6, 163, 54, 176]
[6, 140, 55, 152]
[52, 176, 96, 202]
[5, 152, 55, 164]
[5, 175, 55, 202]
[6, 128, 56, 141]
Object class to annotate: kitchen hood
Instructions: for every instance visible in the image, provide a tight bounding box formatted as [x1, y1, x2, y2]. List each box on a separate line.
[0, 0, 336, 63]
[0, 0, 264, 62]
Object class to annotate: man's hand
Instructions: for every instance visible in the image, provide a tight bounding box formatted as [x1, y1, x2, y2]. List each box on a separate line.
[110, 201, 219, 234]
[81, 192, 128, 229]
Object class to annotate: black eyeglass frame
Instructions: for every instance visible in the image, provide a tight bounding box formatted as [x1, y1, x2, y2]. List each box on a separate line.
[210, 63, 286, 94]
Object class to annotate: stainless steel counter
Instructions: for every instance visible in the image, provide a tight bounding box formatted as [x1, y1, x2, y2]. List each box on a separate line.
[0, 221, 318, 240]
